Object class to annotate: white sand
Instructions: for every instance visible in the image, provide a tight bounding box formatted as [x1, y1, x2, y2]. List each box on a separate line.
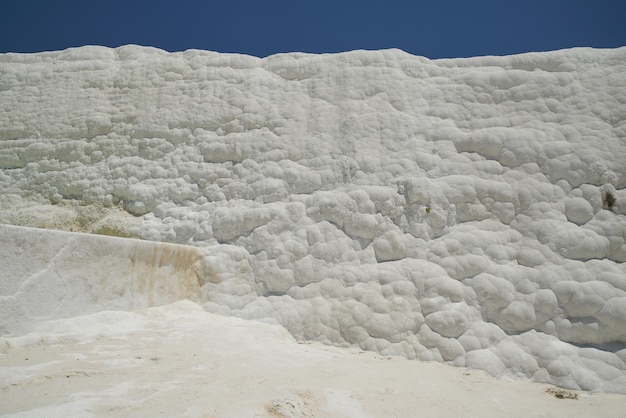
[1, 301, 625, 418]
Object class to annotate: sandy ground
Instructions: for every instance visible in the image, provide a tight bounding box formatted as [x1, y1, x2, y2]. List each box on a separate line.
[1, 301, 625, 418]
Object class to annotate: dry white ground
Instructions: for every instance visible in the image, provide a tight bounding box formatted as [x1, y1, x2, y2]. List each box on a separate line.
[1, 301, 625, 418]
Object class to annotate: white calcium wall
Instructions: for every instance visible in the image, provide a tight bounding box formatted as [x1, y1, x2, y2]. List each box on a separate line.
[1, 45, 626, 392]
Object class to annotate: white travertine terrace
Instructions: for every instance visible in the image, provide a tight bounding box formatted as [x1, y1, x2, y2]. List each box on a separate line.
[1, 45, 625, 392]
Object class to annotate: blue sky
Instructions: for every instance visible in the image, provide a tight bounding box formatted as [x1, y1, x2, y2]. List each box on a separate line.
[1, 0, 625, 58]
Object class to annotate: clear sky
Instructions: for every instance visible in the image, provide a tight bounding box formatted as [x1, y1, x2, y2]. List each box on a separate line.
[1, 0, 625, 59]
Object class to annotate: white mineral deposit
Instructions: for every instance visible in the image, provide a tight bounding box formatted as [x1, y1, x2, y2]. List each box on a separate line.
[1, 45, 625, 416]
